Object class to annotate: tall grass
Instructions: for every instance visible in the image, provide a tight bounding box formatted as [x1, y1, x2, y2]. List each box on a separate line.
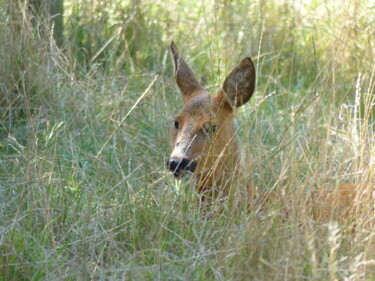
[0, 0, 374, 280]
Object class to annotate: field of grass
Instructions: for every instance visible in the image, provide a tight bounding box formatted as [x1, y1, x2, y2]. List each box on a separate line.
[1, 0, 374, 280]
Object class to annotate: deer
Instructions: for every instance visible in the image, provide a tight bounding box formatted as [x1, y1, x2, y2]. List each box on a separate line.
[166, 41, 256, 209]
[166, 41, 374, 217]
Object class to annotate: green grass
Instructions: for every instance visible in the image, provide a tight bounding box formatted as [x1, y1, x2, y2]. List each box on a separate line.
[0, 0, 374, 280]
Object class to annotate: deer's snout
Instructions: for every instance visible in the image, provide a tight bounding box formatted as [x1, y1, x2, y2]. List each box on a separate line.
[167, 158, 197, 177]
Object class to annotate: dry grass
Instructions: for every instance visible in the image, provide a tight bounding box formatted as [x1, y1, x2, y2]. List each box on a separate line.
[0, 0, 374, 280]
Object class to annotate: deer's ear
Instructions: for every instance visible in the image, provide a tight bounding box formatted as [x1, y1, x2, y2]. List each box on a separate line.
[220, 57, 255, 108]
[171, 41, 203, 101]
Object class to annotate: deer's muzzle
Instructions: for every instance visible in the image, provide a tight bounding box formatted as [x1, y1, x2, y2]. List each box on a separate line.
[167, 158, 197, 177]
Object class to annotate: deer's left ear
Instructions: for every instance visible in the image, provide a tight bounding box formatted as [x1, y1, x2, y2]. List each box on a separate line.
[171, 41, 204, 102]
[220, 57, 256, 108]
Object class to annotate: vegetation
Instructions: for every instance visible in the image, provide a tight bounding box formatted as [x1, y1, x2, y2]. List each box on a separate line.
[0, 0, 374, 280]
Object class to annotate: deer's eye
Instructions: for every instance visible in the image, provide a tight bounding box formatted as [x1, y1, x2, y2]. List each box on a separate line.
[174, 120, 179, 130]
[202, 122, 217, 135]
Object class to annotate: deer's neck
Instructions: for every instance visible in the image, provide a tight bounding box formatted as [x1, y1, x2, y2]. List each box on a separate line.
[196, 135, 241, 194]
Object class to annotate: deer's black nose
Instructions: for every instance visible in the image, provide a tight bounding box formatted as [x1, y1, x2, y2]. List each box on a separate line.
[167, 158, 197, 177]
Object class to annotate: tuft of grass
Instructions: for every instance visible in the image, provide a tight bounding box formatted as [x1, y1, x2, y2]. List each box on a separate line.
[0, 0, 374, 280]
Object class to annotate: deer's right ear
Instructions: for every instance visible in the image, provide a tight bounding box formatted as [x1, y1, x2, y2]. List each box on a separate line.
[171, 41, 203, 101]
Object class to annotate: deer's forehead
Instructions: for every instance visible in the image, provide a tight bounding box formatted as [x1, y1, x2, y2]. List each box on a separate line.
[182, 94, 217, 116]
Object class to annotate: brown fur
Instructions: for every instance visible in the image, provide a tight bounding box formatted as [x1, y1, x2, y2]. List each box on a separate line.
[312, 184, 374, 220]
[168, 42, 255, 207]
